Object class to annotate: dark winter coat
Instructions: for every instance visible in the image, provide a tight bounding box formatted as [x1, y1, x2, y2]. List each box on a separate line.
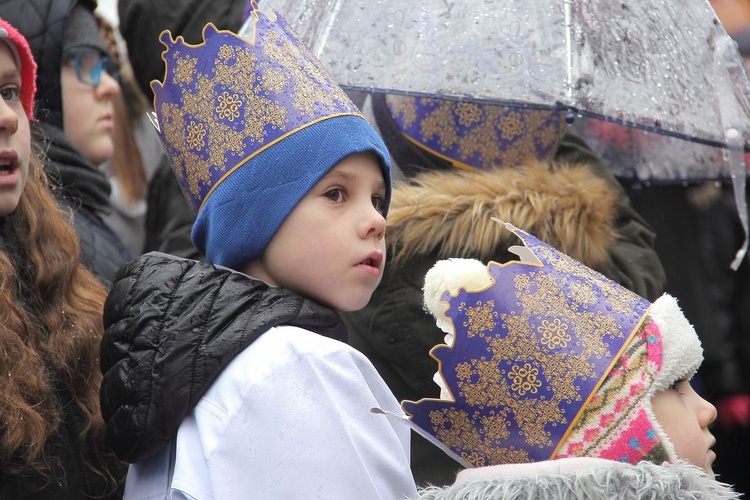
[143, 158, 202, 259]
[0, 383, 123, 500]
[342, 133, 666, 486]
[33, 122, 133, 286]
[99, 252, 347, 463]
[690, 183, 750, 399]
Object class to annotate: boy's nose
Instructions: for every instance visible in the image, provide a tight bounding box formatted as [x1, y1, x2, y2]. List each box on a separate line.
[361, 204, 386, 241]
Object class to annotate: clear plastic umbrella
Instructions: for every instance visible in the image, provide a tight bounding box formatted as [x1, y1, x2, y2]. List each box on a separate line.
[243, 0, 750, 264]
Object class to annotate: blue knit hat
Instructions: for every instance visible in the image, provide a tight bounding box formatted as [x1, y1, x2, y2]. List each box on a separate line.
[151, 6, 391, 269]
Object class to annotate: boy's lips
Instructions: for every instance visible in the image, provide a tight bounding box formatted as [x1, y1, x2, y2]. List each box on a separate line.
[356, 251, 384, 277]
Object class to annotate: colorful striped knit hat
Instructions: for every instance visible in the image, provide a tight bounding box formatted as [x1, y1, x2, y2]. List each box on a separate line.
[406, 220, 703, 468]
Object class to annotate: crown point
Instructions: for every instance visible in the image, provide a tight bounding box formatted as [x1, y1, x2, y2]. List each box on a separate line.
[158, 29, 174, 49]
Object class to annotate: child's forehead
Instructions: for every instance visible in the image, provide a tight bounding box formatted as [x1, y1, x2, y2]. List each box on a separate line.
[324, 153, 386, 183]
[0, 40, 18, 69]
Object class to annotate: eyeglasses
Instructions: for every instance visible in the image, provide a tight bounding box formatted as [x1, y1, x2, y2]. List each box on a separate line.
[62, 46, 120, 87]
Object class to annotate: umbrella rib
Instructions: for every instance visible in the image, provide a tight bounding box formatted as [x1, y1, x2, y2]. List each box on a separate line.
[310, 0, 346, 58]
[563, 0, 574, 108]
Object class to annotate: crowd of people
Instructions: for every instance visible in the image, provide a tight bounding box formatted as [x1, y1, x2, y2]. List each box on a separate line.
[0, 0, 746, 498]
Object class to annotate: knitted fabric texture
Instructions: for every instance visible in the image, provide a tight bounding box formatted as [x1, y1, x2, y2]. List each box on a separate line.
[151, 6, 391, 269]
[0, 18, 36, 118]
[556, 322, 671, 463]
[63, 3, 107, 54]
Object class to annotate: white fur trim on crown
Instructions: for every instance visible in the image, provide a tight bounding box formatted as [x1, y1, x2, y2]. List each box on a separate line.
[423, 258, 491, 335]
[648, 294, 704, 393]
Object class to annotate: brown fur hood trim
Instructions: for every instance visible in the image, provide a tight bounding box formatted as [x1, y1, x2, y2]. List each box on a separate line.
[387, 160, 620, 270]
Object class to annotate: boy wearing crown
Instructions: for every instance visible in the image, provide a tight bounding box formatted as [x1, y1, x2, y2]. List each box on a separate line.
[97, 6, 417, 499]
[398, 221, 738, 498]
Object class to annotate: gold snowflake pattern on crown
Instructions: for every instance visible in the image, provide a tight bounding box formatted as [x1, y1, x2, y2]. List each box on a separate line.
[403, 223, 651, 466]
[151, 4, 364, 214]
[385, 95, 566, 171]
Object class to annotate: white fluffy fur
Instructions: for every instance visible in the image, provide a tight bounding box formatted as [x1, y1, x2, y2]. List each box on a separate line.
[422, 258, 491, 336]
[417, 460, 739, 499]
[648, 294, 704, 392]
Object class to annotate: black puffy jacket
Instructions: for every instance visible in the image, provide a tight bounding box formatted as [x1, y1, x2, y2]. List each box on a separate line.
[99, 252, 347, 463]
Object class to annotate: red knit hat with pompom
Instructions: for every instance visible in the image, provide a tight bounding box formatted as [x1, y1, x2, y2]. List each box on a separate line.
[0, 17, 36, 119]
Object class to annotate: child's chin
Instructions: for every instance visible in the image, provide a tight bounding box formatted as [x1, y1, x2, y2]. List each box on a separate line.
[336, 301, 370, 313]
[704, 463, 715, 478]
[329, 295, 372, 313]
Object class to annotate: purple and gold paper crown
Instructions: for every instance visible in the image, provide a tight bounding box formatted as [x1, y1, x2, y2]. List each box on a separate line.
[385, 95, 566, 171]
[149, 4, 391, 268]
[151, 6, 364, 215]
[402, 222, 654, 466]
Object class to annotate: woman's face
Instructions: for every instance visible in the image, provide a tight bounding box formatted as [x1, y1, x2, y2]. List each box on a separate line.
[61, 46, 119, 165]
[0, 41, 30, 216]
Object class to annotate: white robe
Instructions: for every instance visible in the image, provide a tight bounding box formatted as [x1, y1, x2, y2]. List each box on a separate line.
[123, 325, 417, 500]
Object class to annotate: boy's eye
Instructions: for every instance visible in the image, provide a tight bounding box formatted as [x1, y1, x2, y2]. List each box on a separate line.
[669, 379, 686, 394]
[371, 196, 386, 215]
[324, 187, 344, 203]
[0, 85, 20, 101]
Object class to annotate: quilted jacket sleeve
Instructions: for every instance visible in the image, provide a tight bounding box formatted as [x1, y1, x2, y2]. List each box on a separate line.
[99, 252, 345, 463]
[100, 252, 238, 463]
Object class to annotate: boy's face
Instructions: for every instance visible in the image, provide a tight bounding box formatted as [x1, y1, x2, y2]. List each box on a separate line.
[243, 152, 387, 312]
[651, 379, 717, 475]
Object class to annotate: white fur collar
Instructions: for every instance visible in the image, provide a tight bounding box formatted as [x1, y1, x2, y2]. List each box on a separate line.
[417, 459, 739, 499]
